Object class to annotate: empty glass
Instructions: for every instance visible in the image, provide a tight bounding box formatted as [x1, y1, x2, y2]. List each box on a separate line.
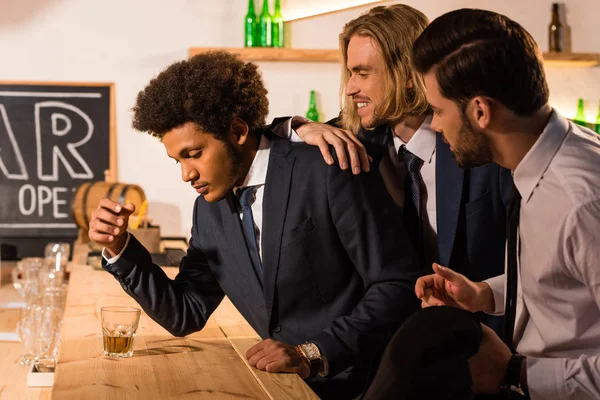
[44, 242, 70, 275]
[12, 258, 44, 302]
[101, 307, 141, 358]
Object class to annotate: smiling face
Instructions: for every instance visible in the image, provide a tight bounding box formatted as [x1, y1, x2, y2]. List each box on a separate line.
[162, 122, 243, 203]
[345, 35, 388, 129]
[424, 72, 493, 168]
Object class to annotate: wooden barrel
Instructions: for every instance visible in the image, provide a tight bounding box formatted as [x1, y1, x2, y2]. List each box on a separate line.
[71, 182, 146, 230]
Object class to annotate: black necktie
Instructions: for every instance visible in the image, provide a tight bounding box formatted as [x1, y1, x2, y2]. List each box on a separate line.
[503, 184, 521, 352]
[400, 145, 424, 262]
[237, 186, 263, 283]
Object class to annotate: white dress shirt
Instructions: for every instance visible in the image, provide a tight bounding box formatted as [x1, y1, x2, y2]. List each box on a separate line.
[385, 116, 439, 269]
[233, 135, 271, 260]
[485, 110, 600, 400]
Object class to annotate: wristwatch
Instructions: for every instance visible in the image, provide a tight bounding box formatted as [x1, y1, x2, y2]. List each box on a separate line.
[501, 354, 528, 397]
[297, 342, 325, 379]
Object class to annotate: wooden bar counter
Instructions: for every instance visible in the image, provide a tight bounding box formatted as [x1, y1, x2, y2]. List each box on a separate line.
[0, 256, 318, 399]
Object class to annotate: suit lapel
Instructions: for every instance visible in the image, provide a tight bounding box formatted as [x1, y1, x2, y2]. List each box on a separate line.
[219, 193, 266, 308]
[436, 135, 464, 266]
[261, 134, 294, 330]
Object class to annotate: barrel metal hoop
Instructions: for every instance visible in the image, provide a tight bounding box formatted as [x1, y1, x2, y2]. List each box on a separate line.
[81, 182, 97, 228]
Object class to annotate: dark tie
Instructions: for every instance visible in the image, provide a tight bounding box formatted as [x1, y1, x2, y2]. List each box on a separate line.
[399, 145, 424, 262]
[237, 186, 263, 283]
[503, 184, 521, 352]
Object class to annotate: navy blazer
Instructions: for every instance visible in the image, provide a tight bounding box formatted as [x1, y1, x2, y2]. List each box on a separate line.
[359, 124, 512, 332]
[103, 128, 421, 399]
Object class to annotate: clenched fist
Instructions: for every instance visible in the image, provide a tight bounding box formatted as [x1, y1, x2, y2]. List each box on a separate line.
[88, 198, 136, 257]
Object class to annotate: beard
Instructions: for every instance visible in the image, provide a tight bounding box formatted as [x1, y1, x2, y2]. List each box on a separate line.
[451, 113, 494, 169]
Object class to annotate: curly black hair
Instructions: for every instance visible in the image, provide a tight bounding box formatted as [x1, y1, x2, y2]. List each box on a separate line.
[132, 51, 269, 140]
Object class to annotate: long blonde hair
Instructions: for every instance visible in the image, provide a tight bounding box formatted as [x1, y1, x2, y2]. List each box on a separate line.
[339, 5, 430, 133]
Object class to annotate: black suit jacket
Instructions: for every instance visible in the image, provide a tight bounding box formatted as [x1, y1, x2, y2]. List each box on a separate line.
[359, 124, 512, 333]
[103, 128, 421, 398]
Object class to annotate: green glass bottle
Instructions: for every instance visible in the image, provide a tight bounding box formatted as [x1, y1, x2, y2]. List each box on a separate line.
[272, 0, 284, 48]
[258, 0, 272, 47]
[244, 0, 258, 47]
[574, 98, 587, 127]
[306, 90, 320, 122]
[595, 101, 600, 134]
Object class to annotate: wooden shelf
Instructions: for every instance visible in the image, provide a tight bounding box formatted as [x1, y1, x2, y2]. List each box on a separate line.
[542, 52, 600, 67]
[188, 47, 338, 62]
[189, 48, 600, 68]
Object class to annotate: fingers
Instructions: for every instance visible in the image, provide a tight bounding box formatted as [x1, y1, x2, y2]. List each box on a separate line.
[315, 137, 335, 166]
[432, 263, 464, 284]
[415, 274, 437, 299]
[88, 198, 136, 248]
[322, 130, 350, 170]
[245, 339, 268, 360]
[343, 129, 370, 173]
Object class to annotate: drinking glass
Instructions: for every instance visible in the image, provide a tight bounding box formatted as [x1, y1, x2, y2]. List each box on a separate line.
[101, 306, 141, 358]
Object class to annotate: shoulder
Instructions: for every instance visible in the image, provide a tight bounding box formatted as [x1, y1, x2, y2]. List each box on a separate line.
[550, 125, 600, 206]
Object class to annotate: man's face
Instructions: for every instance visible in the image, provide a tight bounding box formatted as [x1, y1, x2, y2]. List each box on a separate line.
[345, 35, 388, 129]
[163, 122, 242, 203]
[424, 72, 493, 168]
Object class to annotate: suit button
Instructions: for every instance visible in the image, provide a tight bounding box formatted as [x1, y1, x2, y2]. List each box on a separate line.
[273, 325, 281, 333]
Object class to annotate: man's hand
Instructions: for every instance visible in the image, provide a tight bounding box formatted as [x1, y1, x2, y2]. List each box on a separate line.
[88, 198, 136, 257]
[295, 122, 370, 174]
[415, 263, 494, 313]
[468, 324, 512, 394]
[246, 338, 310, 378]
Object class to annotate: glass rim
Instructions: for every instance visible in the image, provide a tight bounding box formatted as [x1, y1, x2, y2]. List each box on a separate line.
[101, 306, 141, 314]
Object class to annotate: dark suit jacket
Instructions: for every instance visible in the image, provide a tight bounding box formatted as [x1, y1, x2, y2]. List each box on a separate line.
[103, 128, 421, 399]
[358, 124, 513, 333]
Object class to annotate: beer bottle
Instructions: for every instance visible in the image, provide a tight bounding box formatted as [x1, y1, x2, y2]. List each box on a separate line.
[259, 0, 272, 47]
[574, 98, 587, 127]
[595, 101, 600, 134]
[306, 91, 320, 122]
[548, 3, 563, 52]
[272, 0, 284, 48]
[244, 0, 258, 48]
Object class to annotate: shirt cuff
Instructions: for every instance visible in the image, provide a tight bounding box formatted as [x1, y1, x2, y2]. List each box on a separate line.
[290, 116, 310, 143]
[102, 233, 131, 264]
[484, 274, 505, 315]
[526, 356, 567, 400]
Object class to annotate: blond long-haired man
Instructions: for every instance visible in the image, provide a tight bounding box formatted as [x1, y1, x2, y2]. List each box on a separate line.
[292, 4, 513, 335]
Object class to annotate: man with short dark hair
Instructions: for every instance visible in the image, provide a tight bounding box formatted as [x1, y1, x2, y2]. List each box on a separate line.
[409, 9, 600, 399]
[88, 51, 420, 399]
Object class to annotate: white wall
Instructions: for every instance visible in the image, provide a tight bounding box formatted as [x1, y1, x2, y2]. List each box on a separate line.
[1, 0, 599, 237]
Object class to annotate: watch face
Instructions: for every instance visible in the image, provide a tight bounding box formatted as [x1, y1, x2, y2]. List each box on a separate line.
[301, 343, 320, 361]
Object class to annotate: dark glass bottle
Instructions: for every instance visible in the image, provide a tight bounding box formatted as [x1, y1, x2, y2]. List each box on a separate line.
[548, 3, 563, 52]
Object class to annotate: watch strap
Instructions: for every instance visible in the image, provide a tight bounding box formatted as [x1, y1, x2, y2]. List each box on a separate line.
[502, 354, 528, 397]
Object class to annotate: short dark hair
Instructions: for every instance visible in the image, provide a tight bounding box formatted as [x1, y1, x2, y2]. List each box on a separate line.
[132, 51, 269, 140]
[412, 9, 548, 116]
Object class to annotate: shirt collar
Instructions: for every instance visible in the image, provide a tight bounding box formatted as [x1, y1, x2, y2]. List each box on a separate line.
[392, 115, 436, 163]
[513, 109, 569, 203]
[237, 134, 271, 190]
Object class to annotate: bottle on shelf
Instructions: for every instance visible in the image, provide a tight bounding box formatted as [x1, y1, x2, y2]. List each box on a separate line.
[258, 0, 273, 47]
[306, 90, 320, 122]
[548, 3, 563, 53]
[595, 101, 600, 134]
[272, 0, 284, 48]
[574, 98, 587, 127]
[244, 0, 258, 48]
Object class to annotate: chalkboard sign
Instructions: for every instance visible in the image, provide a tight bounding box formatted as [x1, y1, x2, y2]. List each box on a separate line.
[0, 82, 115, 254]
